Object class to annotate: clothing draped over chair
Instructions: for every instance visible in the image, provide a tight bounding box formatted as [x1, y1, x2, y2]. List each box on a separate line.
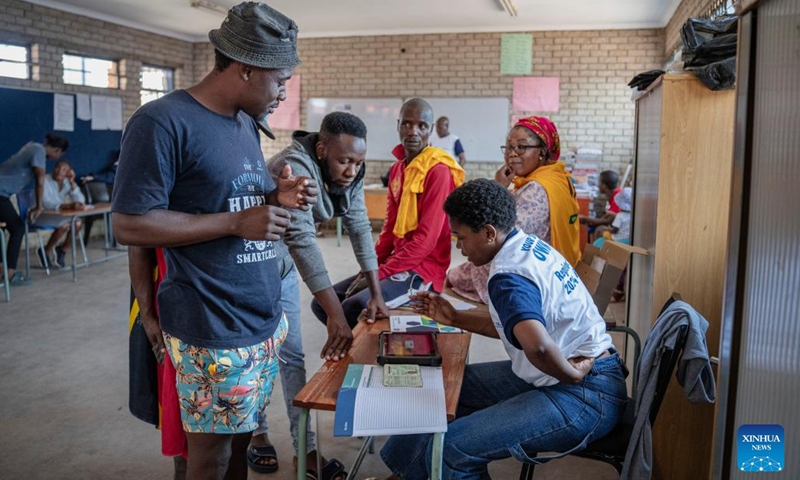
[620, 300, 716, 480]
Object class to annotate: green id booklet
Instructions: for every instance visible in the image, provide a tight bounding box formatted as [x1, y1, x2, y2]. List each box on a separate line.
[383, 364, 423, 387]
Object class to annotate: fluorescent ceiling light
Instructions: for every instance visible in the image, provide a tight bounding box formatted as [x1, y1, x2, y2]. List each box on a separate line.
[191, 0, 228, 15]
[497, 0, 518, 17]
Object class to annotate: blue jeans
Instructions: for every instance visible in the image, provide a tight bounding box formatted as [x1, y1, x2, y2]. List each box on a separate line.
[311, 271, 425, 328]
[254, 265, 315, 453]
[380, 355, 628, 480]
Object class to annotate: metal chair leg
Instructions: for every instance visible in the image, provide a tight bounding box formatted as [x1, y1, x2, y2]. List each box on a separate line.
[519, 462, 535, 480]
[79, 231, 88, 265]
[36, 231, 50, 276]
[1, 230, 10, 302]
[24, 223, 30, 279]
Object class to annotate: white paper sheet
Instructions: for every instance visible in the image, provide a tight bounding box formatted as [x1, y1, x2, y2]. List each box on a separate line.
[352, 365, 447, 436]
[91, 95, 109, 130]
[440, 292, 477, 311]
[53, 94, 74, 131]
[76, 94, 91, 121]
[106, 96, 123, 131]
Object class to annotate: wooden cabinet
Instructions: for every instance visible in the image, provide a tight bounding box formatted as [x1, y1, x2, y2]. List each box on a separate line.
[630, 73, 735, 480]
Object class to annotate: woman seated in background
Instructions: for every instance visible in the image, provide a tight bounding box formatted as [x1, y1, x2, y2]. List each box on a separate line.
[34, 160, 86, 269]
[446, 116, 581, 303]
[380, 179, 627, 480]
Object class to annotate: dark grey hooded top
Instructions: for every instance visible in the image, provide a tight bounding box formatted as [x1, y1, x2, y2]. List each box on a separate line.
[267, 131, 378, 293]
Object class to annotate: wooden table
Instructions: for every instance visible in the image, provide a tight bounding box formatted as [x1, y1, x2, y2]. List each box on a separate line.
[335, 187, 389, 247]
[31, 203, 124, 281]
[293, 316, 472, 480]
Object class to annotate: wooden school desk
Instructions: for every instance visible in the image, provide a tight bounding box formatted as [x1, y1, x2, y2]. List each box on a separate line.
[335, 187, 389, 246]
[37, 203, 124, 281]
[293, 315, 472, 480]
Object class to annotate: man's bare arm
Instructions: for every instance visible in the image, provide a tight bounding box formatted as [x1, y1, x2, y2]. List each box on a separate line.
[113, 206, 290, 248]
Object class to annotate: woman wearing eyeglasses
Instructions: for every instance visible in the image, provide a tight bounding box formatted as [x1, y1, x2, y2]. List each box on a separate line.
[447, 116, 581, 303]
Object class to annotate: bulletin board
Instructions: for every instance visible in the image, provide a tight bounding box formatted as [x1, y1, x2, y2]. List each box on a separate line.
[306, 98, 403, 161]
[0, 86, 122, 175]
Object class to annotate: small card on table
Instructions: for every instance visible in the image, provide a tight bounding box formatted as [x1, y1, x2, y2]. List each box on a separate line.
[383, 364, 423, 387]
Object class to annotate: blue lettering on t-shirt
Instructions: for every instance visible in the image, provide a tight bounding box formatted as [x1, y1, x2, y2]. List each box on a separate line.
[554, 260, 579, 295]
[520, 235, 552, 261]
[111, 90, 282, 349]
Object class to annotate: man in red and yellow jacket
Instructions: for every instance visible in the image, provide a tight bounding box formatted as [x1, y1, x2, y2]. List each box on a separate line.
[312, 98, 464, 327]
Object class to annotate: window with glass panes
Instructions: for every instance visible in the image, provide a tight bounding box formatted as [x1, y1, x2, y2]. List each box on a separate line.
[0, 43, 30, 79]
[140, 65, 174, 105]
[62, 54, 119, 88]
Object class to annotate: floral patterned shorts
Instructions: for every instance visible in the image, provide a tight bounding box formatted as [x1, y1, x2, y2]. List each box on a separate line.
[163, 313, 289, 434]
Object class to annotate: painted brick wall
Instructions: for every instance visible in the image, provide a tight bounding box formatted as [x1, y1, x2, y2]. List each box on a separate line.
[664, 0, 720, 56]
[2, 0, 668, 186]
[0, 0, 195, 126]
[195, 29, 664, 185]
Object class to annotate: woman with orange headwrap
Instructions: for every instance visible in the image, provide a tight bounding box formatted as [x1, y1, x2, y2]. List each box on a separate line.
[447, 116, 581, 303]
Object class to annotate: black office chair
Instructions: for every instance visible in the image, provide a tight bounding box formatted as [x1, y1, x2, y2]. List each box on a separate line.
[519, 293, 688, 479]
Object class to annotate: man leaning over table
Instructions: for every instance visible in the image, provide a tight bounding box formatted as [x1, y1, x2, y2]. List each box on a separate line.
[311, 98, 464, 328]
[0, 133, 68, 286]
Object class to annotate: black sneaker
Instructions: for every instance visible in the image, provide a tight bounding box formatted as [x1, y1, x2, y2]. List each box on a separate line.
[36, 247, 49, 268]
[54, 248, 67, 269]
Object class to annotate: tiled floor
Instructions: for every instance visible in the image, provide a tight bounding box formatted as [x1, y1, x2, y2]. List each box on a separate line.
[0, 235, 626, 480]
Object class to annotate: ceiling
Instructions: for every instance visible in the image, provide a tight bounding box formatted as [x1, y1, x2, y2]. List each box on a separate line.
[24, 0, 683, 42]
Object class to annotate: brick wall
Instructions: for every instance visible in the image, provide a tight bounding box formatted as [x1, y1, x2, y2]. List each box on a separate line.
[0, 0, 195, 125]
[194, 29, 664, 185]
[2, 0, 667, 186]
[664, 0, 720, 56]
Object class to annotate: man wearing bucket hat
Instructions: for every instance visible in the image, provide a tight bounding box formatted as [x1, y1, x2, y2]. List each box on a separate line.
[112, 3, 317, 480]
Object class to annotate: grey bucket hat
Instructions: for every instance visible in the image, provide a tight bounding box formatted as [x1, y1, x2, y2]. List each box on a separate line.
[209, 2, 301, 70]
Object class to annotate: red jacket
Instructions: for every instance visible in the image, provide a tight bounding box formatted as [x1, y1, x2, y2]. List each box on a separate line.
[375, 148, 456, 291]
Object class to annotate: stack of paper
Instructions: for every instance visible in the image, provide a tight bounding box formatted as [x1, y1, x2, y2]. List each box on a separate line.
[334, 364, 447, 437]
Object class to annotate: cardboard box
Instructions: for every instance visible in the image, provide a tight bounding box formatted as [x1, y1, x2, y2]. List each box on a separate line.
[575, 240, 648, 316]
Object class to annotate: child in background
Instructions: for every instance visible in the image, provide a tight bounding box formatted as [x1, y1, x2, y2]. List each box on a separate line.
[592, 187, 632, 302]
[580, 170, 621, 242]
[610, 187, 631, 243]
[592, 187, 632, 247]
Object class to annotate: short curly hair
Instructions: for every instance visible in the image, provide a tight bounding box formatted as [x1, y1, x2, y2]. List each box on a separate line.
[320, 111, 367, 142]
[444, 178, 516, 233]
[44, 133, 69, 152]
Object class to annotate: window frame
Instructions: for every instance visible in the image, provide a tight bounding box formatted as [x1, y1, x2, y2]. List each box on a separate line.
[139, 64, 175, 105]
[62, 52, 121, 89]
[0, 42, 31, 80]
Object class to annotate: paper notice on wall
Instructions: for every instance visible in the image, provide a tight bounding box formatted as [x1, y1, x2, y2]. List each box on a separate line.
[500, 33, 533, 75]
[106, 96, 123, 131]
[76, 94, 91, 121]
[89, 95, 122, 130]
[91, 95, 109, 130]
[269, 75, 300, 130]
[512, 77, 560, 112]
[53, 94, 74, 131]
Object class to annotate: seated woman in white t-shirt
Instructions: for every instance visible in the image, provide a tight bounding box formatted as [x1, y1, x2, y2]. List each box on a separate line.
[34, 160, 86, 269]
[380, 178, 628, 480]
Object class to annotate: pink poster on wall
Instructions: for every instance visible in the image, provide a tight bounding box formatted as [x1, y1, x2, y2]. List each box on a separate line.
[512, 77, 559, 112]
[269, 75, 301, 130]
